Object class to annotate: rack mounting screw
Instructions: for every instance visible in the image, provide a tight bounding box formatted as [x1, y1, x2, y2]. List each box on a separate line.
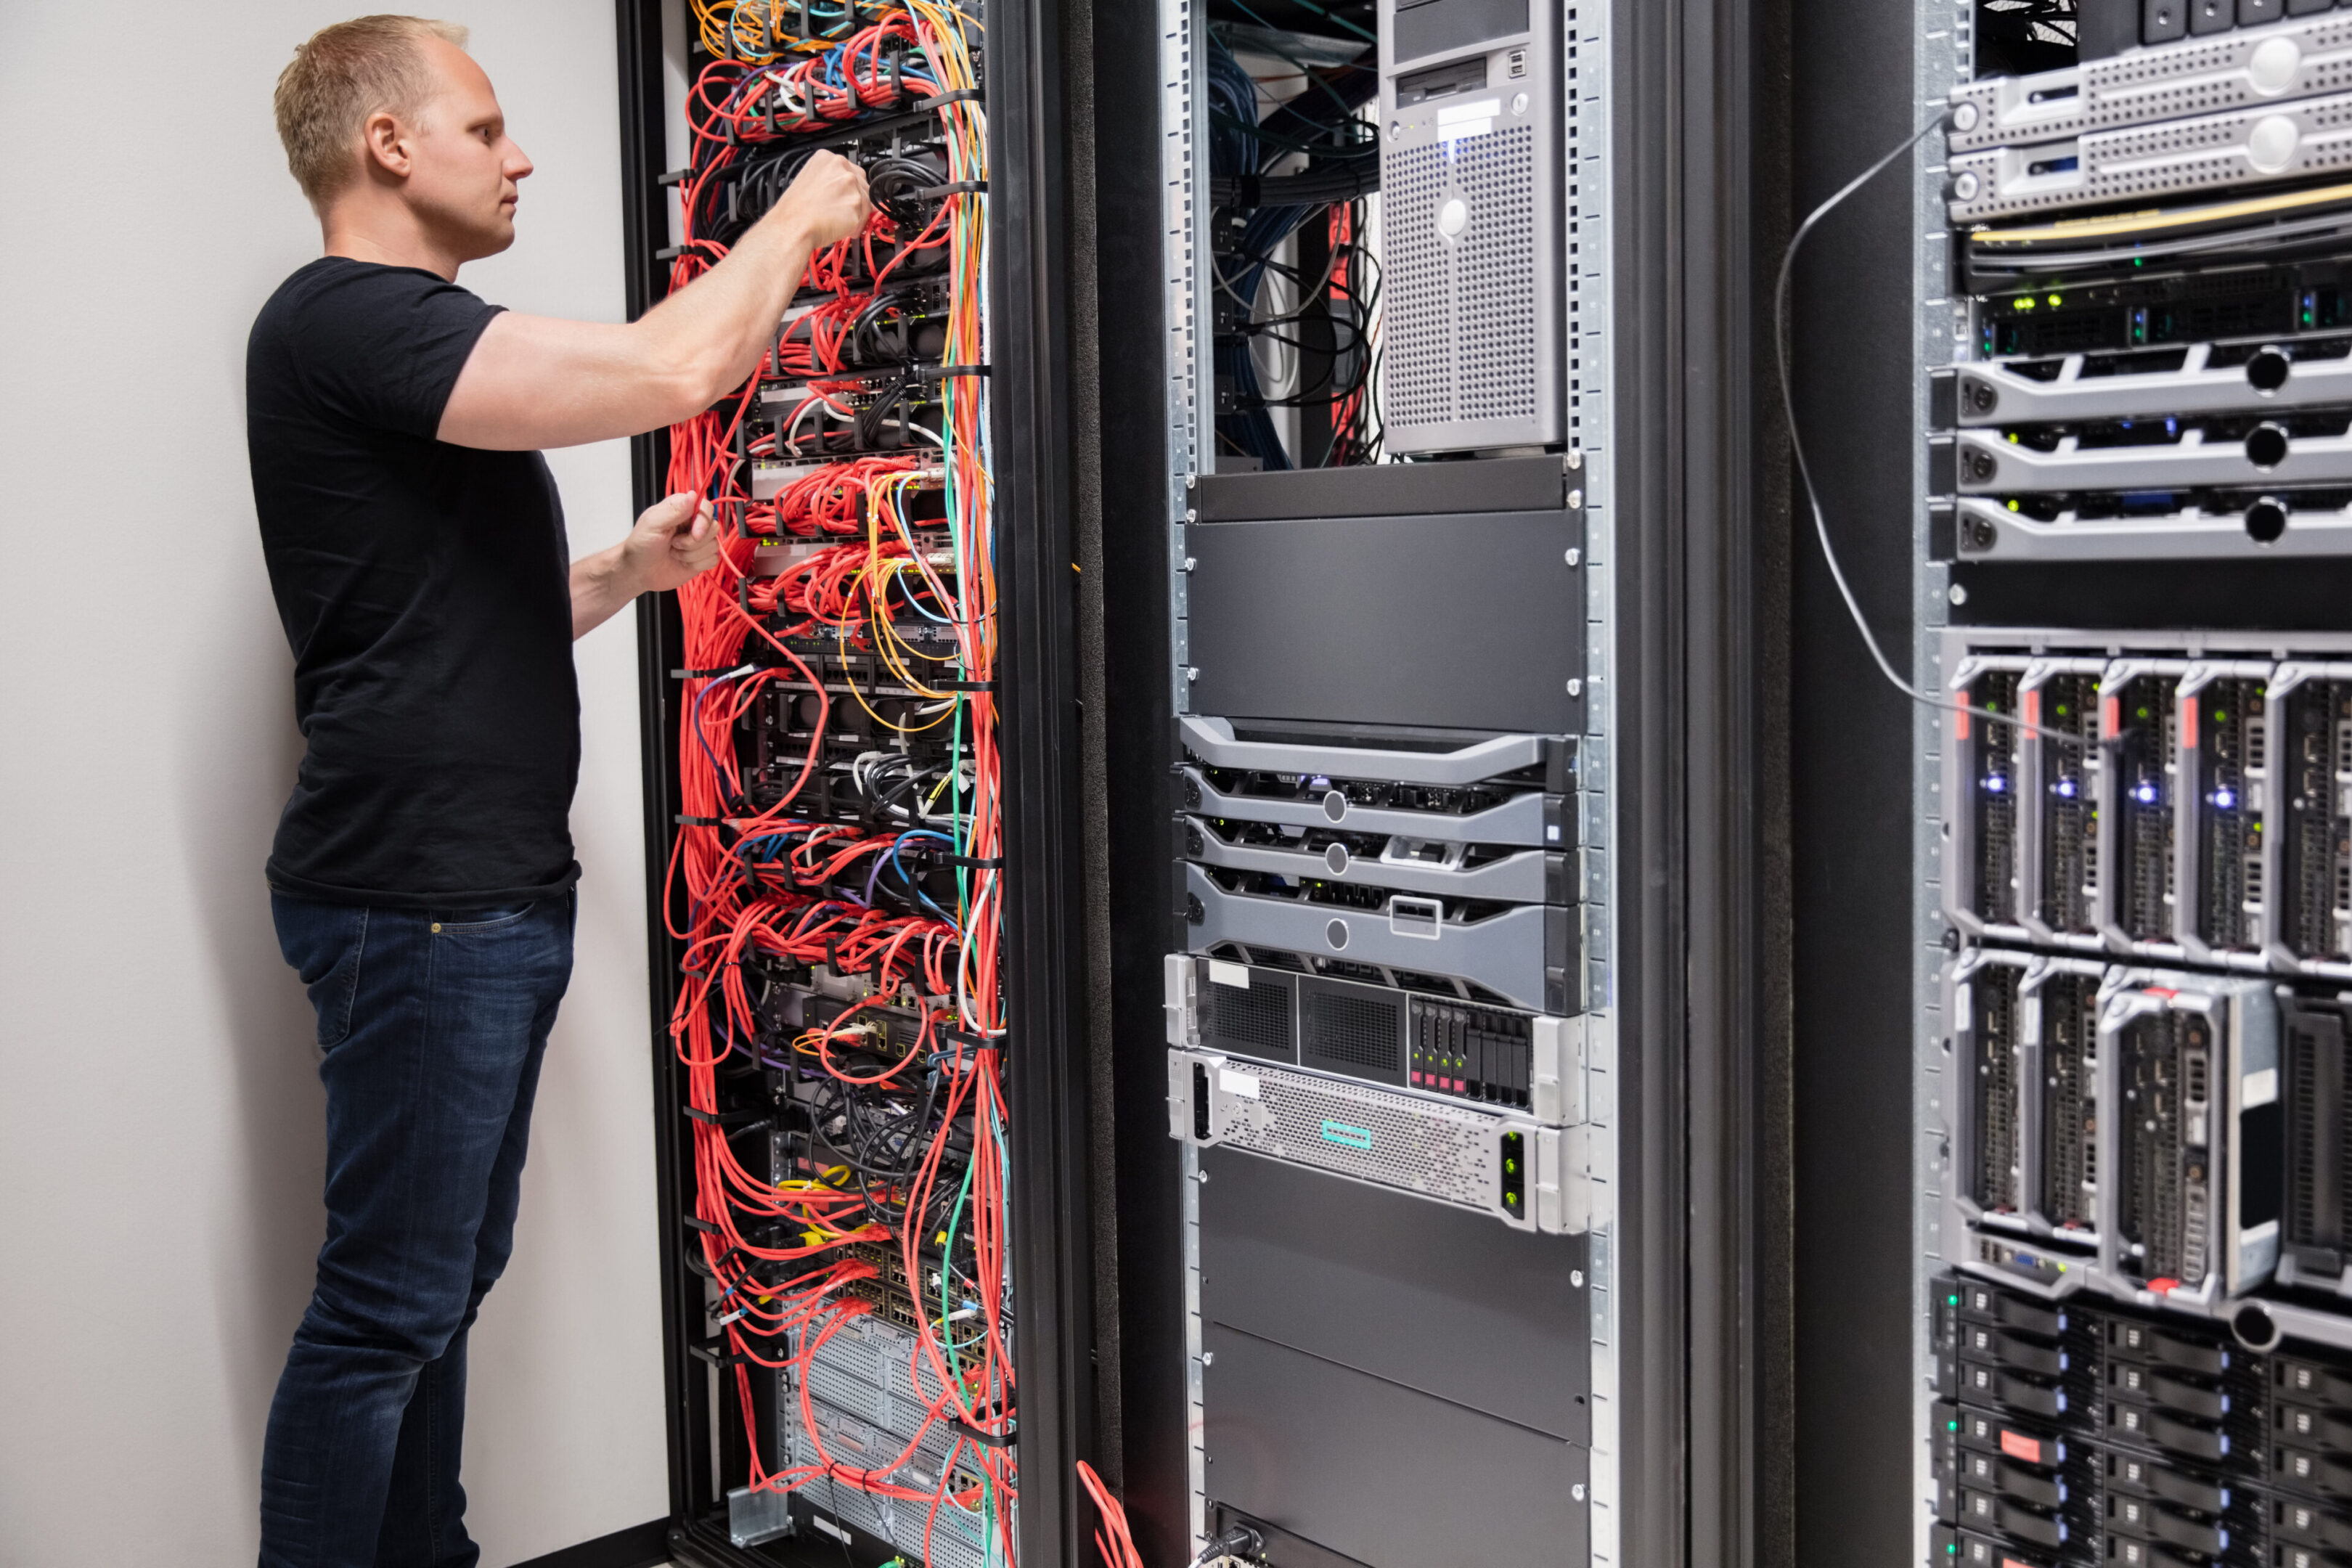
[1564, 547, 1581, 567]
[1201, 1351, 1215, 1366]
[1570, 1269, 1585, 1287]
[1572, 1484, 1587, 1502]
[1184, 557, 1197, 571]
[1566, 450, 1583, 472]
[1185, 508, 1199, 523]
[1187, 666, 1201, 681]
[1948, 583, 1969, 606]
[1567, 489, 1584, 510]
[1565, 678, 1583, 697]
[1196, 1169, 1211, 1183]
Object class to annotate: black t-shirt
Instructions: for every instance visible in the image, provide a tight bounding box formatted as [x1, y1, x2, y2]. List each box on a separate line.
[247, 258, 581, 907]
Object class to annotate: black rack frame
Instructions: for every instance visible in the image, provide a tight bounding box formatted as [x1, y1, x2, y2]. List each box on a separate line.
[612, 0, 1101, 1562]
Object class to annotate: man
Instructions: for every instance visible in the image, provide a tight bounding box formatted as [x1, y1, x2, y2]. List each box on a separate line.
[248, 17, 870, 1565]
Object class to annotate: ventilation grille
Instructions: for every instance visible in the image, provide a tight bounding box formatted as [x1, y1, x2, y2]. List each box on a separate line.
[1206, 975, 1293, 1054]
[1383, 126, 1540, 430]
[1218, 1063, 1501, 1208]
[1455, 126, 1539, 421]
[2287, 1010, 2351, 1266]
[1302, 988, 1403, 1071]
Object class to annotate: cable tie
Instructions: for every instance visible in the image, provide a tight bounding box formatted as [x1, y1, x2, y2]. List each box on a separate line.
[918, 88, 984, 110]
[683, 1215, 722, 1236]
[955, 1419, 1016, 1449]
[657, 167, 691, 187]
[654, 245, 687, 261]
[916, 180, 988, 199]
[944, 854, 1003, 869]
[672, 666, 748, 679]
[676, 814, 729, 828]
[941, 677, 996, 691]
[913, 363, 991, 380]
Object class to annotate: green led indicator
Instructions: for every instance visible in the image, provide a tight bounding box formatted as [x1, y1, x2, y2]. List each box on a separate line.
[1946, 1293, 1960, 1305]
[2046, 293, 2061, 307]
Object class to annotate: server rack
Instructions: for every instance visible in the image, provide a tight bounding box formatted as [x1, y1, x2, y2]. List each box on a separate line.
[616, 0, 1785, 1564]
[1786, 1, 2352, 1566]
[616, 0, 1098, 1561]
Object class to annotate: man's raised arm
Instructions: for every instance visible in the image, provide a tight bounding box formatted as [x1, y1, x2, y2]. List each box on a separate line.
[437, 150, 871, 451]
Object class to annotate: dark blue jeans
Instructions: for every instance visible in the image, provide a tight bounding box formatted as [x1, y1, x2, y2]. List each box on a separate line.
[260, 891, 575, 1568]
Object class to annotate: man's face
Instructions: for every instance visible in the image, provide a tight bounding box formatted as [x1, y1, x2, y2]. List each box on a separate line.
[396, 38, 533, 261]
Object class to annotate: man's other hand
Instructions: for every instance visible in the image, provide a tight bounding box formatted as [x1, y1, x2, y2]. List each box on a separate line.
[775, 150, 873, 248]
[621, 491, 719, 596]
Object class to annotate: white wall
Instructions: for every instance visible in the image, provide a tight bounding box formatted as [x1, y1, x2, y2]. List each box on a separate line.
[0, 7, 670, 1564]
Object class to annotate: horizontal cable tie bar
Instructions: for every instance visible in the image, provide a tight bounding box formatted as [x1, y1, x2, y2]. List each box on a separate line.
[913, 362, 991, 380]
[945, 854, 1004, 869]
[675, 814, 730, 828]
[918, 88, 985, 109]
[940, 677, 996, 691]
[655, 244, 686, 261]
[658, 167, 691, 187]
[917, 179, 988, 198]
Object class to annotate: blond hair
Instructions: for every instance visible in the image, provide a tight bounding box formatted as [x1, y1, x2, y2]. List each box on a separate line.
[273, 16, 470, 208]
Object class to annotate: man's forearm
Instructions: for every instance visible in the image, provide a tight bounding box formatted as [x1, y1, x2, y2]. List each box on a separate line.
[569, 544, 640, 640]
[631, 203, 822, 416]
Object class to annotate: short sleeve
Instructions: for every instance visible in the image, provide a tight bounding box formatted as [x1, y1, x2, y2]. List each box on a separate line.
[279, 264, 504, 440]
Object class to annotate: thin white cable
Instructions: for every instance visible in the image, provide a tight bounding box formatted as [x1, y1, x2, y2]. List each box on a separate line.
[1773, 116, 2073, 746]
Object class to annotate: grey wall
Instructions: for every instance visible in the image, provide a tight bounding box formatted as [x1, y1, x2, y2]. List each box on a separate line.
[0, 5, 671, 1562]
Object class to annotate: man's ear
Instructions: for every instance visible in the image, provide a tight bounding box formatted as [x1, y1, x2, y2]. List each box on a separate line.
[361, 110, 412, 181]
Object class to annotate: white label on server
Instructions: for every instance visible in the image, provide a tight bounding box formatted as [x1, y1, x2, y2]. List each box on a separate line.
[2245, 1066, 2279, 1108]
[1218, 1068, 1262, 1100]
[1207, 958, 1251, 989]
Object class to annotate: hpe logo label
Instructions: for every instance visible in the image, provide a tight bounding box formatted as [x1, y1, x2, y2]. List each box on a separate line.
[1319, 1120, 1373, 1151]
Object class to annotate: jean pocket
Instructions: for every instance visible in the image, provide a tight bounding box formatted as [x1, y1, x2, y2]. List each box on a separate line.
[310, 910, 368, 1051]
[435, 900, 538, 934]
